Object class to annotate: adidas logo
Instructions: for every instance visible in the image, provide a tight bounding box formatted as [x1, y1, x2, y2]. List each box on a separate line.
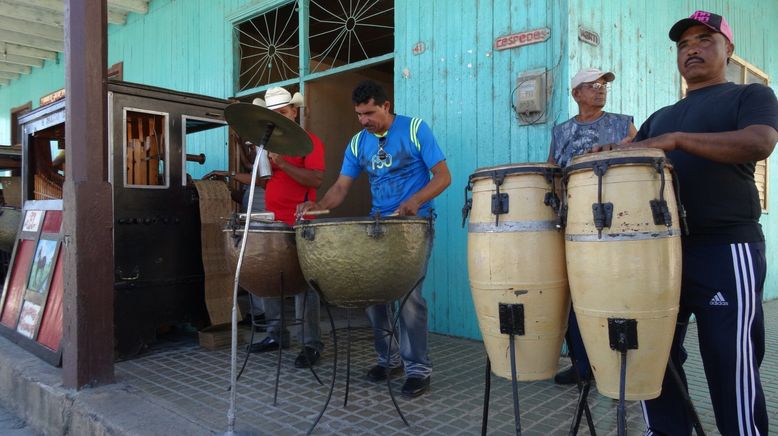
[709, 291, 729, 306]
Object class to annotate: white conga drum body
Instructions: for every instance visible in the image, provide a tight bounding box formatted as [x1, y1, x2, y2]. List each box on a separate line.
[564, 148, 681, 400]
[223, 215, 306, 297]
[295, 216, 433, 309]
[467, 163, 569, 381]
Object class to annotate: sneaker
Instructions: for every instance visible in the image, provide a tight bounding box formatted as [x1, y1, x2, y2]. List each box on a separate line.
[365, 365, 403, 382]
[294, 347, 321, 368]
[246, 337, 287, 353]
[401, 376, 430, 397]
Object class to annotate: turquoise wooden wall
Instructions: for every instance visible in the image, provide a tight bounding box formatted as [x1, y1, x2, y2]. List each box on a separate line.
[394, 0, 568, 339]
[565, 0, 778, 303]
[0, 0, 777, 341]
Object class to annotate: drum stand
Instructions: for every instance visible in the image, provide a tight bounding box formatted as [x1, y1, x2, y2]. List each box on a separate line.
[235, 272, 323, 405]
[569, 318, 705, 436]
[306, 276, 424, 435]
[565, 329, 597, 436]
[480, 303, 525, 436]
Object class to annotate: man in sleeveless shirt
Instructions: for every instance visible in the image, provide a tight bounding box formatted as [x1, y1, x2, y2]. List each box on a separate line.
[548, 68, 637, 385]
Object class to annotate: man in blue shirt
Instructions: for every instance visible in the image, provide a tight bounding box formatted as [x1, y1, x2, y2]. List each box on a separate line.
[297, 80, 451, 397]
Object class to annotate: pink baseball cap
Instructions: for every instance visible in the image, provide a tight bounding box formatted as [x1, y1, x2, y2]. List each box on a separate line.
[669, 11, 733, 43]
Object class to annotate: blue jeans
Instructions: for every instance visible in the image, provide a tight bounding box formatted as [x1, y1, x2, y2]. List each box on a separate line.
[365, 280, 432, 378]
[252, 290, 323, 352]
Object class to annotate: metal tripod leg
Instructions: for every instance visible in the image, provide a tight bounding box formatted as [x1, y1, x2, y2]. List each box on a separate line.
[481, 357, 491, 436]
[508, 334, 522, 435]
[307, 280, 338, 436]
[343, 309, 352, 407]
[667, 355, 706, 436]
[565, 330, 596, 436]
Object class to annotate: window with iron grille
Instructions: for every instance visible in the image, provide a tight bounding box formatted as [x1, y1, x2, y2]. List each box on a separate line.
[235, 0, 394, 94]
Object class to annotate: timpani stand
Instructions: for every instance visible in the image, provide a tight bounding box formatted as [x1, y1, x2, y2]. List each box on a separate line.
[295, 215, 435, 434]
[235, 271, 323, 404]
[222, 102, 316, 435]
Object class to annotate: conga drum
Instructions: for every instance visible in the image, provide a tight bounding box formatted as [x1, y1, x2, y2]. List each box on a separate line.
[564, 148, 681, 400]
[223, 214, 306, 297]
[294, 216, 433, 308]
[466, 163, 569, 381]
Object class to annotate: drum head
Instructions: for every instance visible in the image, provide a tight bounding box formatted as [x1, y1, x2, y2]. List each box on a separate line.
[225, 215, 293, 233]
[294, 215, 430, 228]
[469, 162, 560, 182]
[566, 148, 668, 175]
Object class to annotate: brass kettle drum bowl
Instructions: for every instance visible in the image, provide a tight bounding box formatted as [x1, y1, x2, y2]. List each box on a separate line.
[223, 215, 307, 297]
[294, 216, 433, 309]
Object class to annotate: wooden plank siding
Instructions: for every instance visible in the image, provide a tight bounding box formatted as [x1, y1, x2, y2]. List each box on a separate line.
[0, 0, 777, 340]
[394, 0, 568, 338]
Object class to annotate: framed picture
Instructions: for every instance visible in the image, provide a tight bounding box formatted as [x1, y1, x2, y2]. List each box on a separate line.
[21, 210, 43, 233]
[27, 239, 58, 294]
[0, 200, 64, 366]
[15, 301, 42, 339]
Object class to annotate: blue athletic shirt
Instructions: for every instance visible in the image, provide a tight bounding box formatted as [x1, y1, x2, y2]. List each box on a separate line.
[340, 115, 446, 217]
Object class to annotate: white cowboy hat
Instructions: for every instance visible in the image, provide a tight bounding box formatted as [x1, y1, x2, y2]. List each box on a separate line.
[252, 87, 304, 110]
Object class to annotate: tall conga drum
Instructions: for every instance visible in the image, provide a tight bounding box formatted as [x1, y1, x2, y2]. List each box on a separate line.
[466, 163, 569, 381]
[564, 148, 681, 400]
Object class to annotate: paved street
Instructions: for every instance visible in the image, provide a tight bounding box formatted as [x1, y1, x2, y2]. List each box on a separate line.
[0, 402, 39, 436]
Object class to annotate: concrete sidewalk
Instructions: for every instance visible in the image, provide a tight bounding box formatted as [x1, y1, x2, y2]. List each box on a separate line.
[0, 301, 776, 435]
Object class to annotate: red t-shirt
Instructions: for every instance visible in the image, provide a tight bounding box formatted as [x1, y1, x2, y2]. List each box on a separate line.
[265, 132, 325, 225]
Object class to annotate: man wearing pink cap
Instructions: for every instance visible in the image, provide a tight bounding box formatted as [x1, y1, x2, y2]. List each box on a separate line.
[626, 11, 778, 435]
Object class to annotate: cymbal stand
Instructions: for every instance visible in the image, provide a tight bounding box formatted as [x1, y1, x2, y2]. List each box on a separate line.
[480, 303, 525, 436]
[307, 276, 425, 435]
[227, 123, 274, 434]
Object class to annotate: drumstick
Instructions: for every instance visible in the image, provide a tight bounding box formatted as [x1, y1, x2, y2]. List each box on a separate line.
[301, 209, 330, 216]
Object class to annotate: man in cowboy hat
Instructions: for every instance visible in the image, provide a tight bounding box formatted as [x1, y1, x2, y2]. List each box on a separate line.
[548, 67, 636, 385]
[247, 86, 327, 369]
[296, 80, 451, 397]
[608, 11, 778, 434]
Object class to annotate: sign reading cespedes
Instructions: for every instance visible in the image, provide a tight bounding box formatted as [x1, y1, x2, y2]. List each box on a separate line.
[493, 28, 550, 51]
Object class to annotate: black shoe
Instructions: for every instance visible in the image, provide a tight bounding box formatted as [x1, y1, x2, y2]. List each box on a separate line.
[246, 337, 287, 353]
[365, 365, 403, 382]
[401, 376, 430, 398]
[294, 347, 321, 368]
[554, 366, 591, 385]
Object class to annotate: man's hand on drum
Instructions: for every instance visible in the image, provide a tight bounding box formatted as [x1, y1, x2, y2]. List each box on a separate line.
[203, 170, 229, 181]
[587, 143, 621, 153]
[296, 201, 322, 219]
[396, 198, 420, 216]
[630, 133, 680, 152]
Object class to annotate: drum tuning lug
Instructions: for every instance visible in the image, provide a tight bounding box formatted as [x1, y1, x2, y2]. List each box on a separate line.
[650, 200, 673, 227]
[366, 222, 385, 239]
[301, 226, 316, 241]
[461, 199, 472, 228]
[591, 202, 613, 235]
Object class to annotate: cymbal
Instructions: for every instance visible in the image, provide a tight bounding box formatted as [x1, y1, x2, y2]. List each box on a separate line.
[224, 103, 312, 157]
